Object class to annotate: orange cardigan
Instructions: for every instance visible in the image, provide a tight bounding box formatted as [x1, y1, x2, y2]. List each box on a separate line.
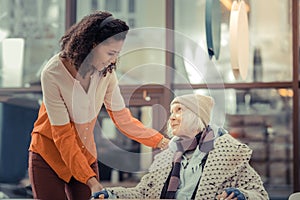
[29, 104, 163, 184]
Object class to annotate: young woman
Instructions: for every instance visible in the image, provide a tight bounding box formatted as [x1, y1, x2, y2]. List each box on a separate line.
[102, 94, 269, 200]
[28, 11, 169, 200]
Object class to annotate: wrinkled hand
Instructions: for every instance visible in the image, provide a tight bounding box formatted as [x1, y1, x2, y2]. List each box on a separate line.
[217, 188, 246, 200]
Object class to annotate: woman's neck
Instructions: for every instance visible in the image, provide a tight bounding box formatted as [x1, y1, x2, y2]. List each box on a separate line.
[60, 56, 91, 92]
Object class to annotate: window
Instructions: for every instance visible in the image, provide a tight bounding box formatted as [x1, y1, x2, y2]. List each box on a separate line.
[0, 0, 65, 87]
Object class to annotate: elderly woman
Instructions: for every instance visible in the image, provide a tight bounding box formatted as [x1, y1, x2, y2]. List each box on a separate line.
[96, 94, 269, 200]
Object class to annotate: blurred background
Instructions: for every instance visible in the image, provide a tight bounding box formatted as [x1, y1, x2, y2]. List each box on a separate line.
[0, 0, 298, 199]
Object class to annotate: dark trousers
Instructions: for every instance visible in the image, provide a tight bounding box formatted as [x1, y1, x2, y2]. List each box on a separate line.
[28, 151, 99, 200]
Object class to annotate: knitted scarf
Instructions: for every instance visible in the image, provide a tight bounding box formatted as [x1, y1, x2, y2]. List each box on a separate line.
[161, 126, 215, 199]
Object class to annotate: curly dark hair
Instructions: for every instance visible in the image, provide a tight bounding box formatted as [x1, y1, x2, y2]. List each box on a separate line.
[59, 11, 129, 78]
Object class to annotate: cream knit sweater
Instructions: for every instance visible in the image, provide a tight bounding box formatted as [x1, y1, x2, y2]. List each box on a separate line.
[107, 134, 269, 200]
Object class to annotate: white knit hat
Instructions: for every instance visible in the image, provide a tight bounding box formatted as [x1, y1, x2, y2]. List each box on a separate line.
[171, 94, 214, 126]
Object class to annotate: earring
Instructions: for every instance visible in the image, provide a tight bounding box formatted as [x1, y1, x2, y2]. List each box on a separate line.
[101, 62, 116, 77]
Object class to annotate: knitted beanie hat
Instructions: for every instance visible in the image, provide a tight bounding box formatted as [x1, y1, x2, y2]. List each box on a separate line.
[171, 94, 214, 126]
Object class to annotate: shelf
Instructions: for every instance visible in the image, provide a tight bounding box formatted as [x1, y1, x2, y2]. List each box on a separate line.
[173, 82, 293, 90]
[0, 86, 42, 109]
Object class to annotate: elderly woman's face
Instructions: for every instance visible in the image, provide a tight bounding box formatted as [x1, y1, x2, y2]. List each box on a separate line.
[169, 103, 201, 138]
[169, 103, 183, 137]
[170, 103, 196, 138]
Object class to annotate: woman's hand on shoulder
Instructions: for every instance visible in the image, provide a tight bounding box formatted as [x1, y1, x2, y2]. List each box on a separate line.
[157, 137, 170, 150]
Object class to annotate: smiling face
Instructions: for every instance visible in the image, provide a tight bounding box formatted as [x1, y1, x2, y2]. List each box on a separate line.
[169, 103, 204, 139]
[169, 103, 195, 139]
[91, 38, 124, 72]
[169, 103, 183, 137]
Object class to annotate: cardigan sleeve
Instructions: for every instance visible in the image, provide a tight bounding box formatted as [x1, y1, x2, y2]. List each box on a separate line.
[237, 162, 270, 200]
[41, 67, 70, 125]
[103, 71, 163, 148]
[106, 150, 173, 199]
[106, 175, 149, 199]
[41, 67, 96, 184]
[107, 108, 163, 148]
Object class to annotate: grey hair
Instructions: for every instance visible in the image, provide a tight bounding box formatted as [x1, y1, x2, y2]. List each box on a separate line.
[167, 105, 206, 137]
